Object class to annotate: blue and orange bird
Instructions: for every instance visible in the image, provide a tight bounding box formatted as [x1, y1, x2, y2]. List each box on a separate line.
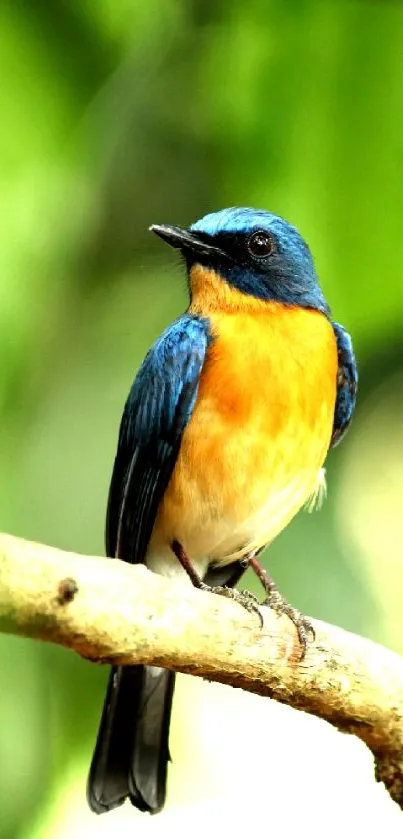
[87, 207, 357, 816]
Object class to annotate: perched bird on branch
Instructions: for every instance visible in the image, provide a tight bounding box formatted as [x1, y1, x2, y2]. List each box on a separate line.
[87, 207, 357, 816]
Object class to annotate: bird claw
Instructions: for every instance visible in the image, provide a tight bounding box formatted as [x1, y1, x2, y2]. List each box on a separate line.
[172, 541, 314, 658]
[244, 553, 315, 660]
[200, 583, 264, 627]
[262, 592, 315, 659]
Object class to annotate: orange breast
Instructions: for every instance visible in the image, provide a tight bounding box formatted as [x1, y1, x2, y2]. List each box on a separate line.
[150, 295, 338, 564]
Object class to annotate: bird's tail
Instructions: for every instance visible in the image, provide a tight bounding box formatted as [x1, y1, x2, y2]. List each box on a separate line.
[87, 664, 176, 814]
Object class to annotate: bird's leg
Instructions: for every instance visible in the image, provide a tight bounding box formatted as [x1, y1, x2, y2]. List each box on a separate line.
[171, 540, 263, 624]
[171, 540, 205, 588]
[245, 552, 315, 658]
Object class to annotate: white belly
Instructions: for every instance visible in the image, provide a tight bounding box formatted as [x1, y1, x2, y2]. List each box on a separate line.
[146, 467, 326, 580]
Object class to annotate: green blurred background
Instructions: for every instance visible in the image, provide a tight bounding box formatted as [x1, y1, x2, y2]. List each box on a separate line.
[1, 0, 403, 836]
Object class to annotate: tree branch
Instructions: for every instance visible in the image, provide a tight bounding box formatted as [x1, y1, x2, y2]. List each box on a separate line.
[0, 532, 402, 808]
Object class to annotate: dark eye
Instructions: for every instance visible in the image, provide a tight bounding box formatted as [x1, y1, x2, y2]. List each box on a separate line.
[247, 230, 273, 259]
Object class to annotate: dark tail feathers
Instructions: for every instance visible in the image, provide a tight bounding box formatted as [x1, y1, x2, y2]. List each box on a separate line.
[87, 664, 175, 814]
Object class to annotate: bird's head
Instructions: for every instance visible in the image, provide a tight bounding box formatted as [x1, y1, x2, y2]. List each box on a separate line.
[150, 207, 329, 314]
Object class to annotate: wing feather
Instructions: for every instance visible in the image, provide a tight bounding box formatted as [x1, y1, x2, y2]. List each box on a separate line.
[106, 315, 210, 564]
[330, 321, 358, 448]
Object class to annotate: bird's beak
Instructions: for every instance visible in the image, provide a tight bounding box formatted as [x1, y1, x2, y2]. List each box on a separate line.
[149, 224, 228, 259]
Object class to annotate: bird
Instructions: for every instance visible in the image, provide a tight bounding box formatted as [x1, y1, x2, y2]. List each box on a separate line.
[87, 206, 357, 817]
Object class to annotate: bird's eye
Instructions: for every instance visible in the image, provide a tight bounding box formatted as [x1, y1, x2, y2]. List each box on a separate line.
[247, 230, 273, 259]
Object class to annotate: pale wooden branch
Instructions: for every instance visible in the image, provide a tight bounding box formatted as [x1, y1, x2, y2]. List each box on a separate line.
[0, 532, 402, 808]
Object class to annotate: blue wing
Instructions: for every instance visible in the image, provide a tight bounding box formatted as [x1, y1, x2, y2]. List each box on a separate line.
[330, 321, 358, 448]
[106, 314, 211, 564]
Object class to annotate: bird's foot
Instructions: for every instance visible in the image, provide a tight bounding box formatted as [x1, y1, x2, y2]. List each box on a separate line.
[262, 587, 315, 659]
[171, 540, 263, 625]
[246, 553, 315, 659]
[200, 583, 263, 626]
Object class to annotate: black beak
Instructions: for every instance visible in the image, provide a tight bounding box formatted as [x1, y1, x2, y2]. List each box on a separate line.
[149, 224, 228, 259]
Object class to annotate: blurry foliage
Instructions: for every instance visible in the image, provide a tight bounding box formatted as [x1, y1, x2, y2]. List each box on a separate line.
[1, 0, 403, 836]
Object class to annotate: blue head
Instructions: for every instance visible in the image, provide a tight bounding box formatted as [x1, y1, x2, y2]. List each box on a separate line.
[151, 207, 329, 314]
